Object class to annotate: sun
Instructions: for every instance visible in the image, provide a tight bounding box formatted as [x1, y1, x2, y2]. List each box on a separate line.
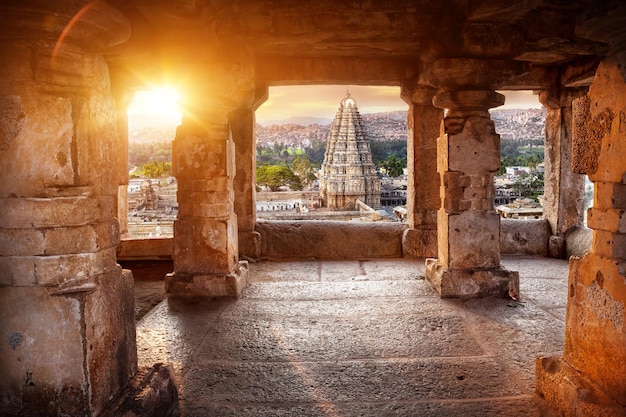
[127, 87, 182, 121]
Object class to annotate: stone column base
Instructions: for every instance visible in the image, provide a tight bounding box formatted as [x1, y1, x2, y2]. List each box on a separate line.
[425, 258, 519, 298]
[402, 228, 437, 258]
[165, 261, 249, 298]
[536, 356, 626, 417]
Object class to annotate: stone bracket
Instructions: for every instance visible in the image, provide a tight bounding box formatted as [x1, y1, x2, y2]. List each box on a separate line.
[425, 258, 519, 298]
[165, 260, 249, 298]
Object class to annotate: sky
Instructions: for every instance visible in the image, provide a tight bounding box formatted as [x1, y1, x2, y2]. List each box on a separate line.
[255, 85, 542, 123]
[127, 85, 542, 123]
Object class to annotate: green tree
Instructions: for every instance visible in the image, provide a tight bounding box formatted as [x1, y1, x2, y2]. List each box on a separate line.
[143, 161, 163, 178]
[514, 172, 544, 199]
[380, 154, 405, 177]
[256, 164, 302, 191]
[291, 155, 317, 189]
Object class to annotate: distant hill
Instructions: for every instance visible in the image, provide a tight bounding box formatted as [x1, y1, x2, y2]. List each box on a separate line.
[257, 116, 333, 127]
[128, 108, 546, 145]
[490, 108, 546, 141]
[128, 113, 179, 144]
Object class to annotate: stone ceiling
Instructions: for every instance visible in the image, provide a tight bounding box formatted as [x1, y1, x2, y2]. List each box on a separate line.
[3, 1, 625, 89]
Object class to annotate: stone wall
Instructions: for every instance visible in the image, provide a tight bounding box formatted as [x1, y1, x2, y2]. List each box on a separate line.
[117, 220, 555, 261]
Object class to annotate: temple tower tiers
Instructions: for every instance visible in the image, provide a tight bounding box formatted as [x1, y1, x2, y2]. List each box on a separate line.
[319, 93, 381, 210]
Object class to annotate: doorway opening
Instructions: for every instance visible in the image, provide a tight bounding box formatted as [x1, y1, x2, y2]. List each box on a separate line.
[126, 87, 181, 238]
[254, 85, 408, 222]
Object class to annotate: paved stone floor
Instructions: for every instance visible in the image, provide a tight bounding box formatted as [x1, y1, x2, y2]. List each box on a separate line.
[135, 256, 568, 416]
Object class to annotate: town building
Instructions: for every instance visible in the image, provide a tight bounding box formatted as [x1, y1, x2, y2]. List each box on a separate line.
[319, 93, 381, 210]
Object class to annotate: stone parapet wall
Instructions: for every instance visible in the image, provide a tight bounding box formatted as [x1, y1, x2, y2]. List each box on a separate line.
[116, 220, 557, 260]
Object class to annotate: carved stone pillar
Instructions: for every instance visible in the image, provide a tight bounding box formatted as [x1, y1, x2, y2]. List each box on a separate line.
[425, 90, 519, 298]
[536, 54, 626, 416]
[538, 88, 587, 257]
[231, 85, 268, 259]
[163, 38, 254, 298]
[400, 83, 442, 258]
[166, 110, 248, 297]
[0, 3, 136, 416]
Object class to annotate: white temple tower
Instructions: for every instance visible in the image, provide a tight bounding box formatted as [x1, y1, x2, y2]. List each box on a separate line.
[319, 92, 381, 210]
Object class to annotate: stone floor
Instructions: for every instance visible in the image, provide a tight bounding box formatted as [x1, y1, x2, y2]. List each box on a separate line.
[134, 256, 568, 416]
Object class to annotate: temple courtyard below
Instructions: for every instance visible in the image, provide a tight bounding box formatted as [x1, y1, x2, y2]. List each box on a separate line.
[131, 256, 567, 416]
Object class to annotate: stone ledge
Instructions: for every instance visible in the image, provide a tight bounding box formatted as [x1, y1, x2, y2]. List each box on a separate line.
[165, 261, 249, 298]
[536, 355, 626, 417]
[425, 258, 519, 298]
[402, 228, 437, 258]
[99, 363, 179, 417]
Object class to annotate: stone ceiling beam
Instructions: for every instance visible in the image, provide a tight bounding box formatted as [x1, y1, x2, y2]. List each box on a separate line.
[254, 56, 417, 86]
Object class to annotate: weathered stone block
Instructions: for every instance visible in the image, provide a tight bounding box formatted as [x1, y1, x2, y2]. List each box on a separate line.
[423, 60, 527, 90]
[587, 207, 623, 232]
[0, 95, 26, 151]
[35, 44, 92, 91]
[548, 235, 566, 259]
[43, 225, 98, 255]
[192, 202, 232, 218]
[76, 94, 126, 197]
[595, 181, 626, 210]
[84, 268, 137, 415]
[592, 230, 626, 260]
[0, 196, 108, 229]
[0, 93, 75, 197]
[447, 119, 500, 174]
[95, 220, 121, 250]
[500, 219, 550, 256]
[402, 228, 437, 258]
[461, 23, 523, 58]
[173, 136, 228, 178]
[116, 237, 173, 261]
[166, 260, 249, 298]
[425, 258, 518, 298]
[565, 226, 592, 258]
[0, 228, 45, 256]
[0, 287, 87, 415]
[34, 247, 117, 286]
[173, 216, 237, 274]
[256, 221, 406, 260]
[447, 211, 500, 269]
[238, 230, 261, 259]
[565, 255, 626, 402]
[0, 256, 36, 286]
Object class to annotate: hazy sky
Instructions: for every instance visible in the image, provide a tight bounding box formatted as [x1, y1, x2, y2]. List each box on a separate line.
[128, 85, 542, 123]
[255, 85, 542, 123]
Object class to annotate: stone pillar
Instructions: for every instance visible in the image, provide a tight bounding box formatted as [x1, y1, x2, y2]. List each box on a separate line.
[0, 3, 136, 416]
[536, 54, 626, 416]
[113, 88, 134, 238]
[538, 88, 587, 258]
[425, 90, 519, 298]
[231, 85, 268, 259]
[400, 83, 442, 258]
[165, 109, 248, 297]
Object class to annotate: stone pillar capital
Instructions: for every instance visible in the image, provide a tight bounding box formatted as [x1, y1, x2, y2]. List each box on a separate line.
[434, 90, 504, 135]
[400, 82, 437, 106]
[537, 87, 588, 109]
[433, 90, 505, 111]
